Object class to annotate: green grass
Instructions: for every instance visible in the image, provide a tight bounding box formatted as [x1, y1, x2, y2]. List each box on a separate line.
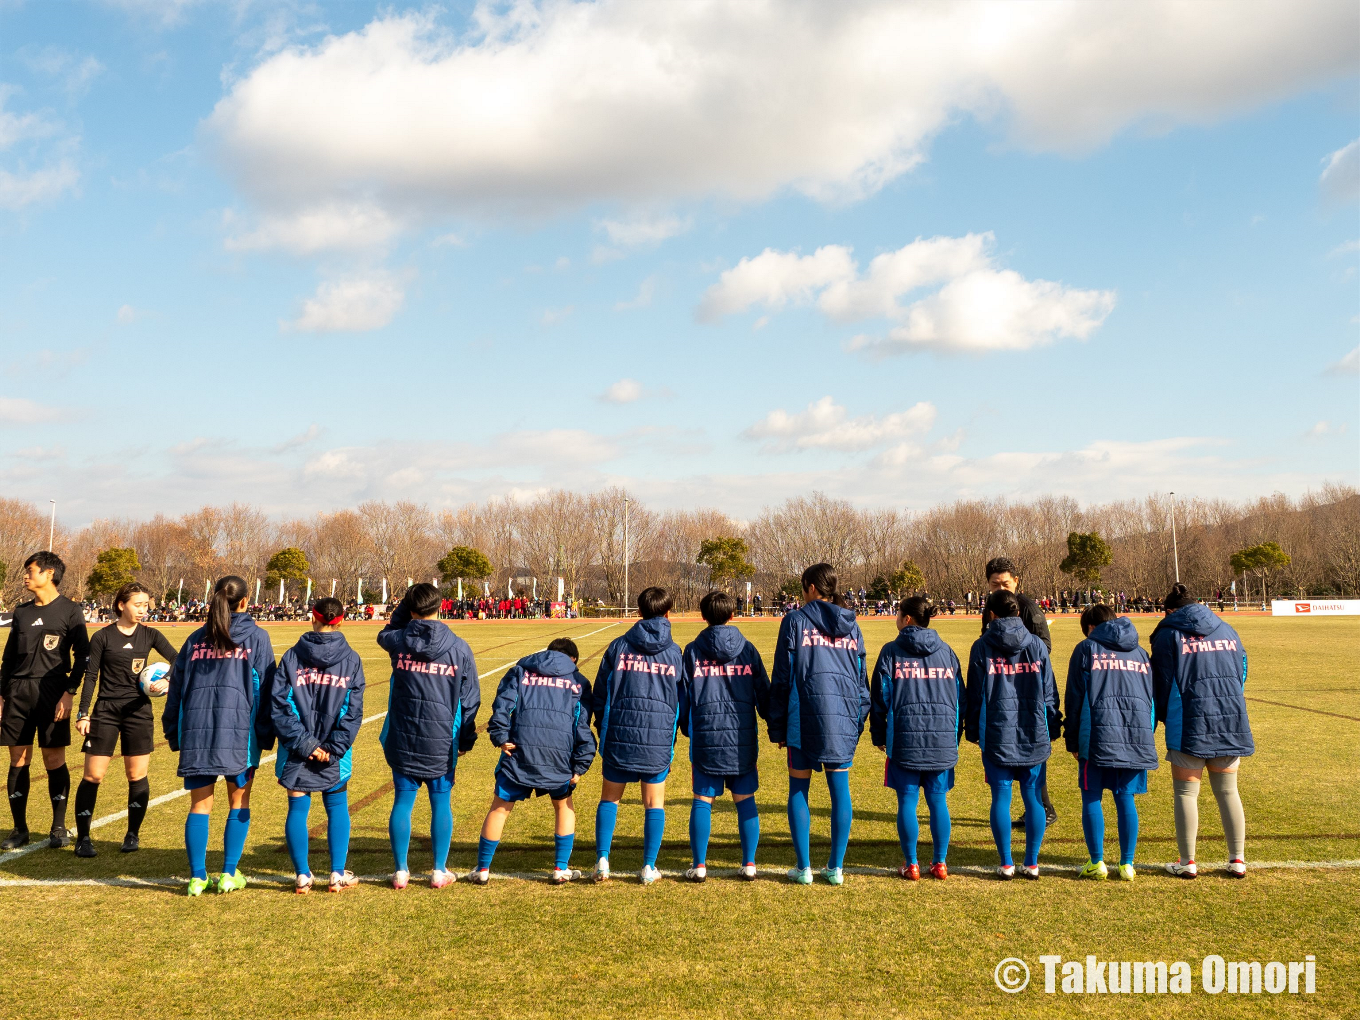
[2, 614, 1357, 1018]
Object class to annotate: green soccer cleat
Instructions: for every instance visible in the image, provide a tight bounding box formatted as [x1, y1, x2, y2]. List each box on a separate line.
[821, 866, 844, 886]
[1078, 859, 1108, 880]
[214, 869, 248, 894]
[185, 877, 211, 897]
[1117, 863, 1136, 881]
[787, 866, 814, 885]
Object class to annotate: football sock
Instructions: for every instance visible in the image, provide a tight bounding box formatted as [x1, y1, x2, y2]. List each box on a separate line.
[895, 785, 920, 864]
[1113, 791, 1139, 866]
[989, 781, 1014, 866]
[923, 786, 950, 863]
[323, 788, 350, 873]
[74, 779, 99, 841]
[127, 778, 150, 838]
[1080, 785, 1105, 862]
[6, 765, 29, 832]
[476, 836, 499, 871]
[429, 788, 453, 872]
[285, 795, 312, 875]
[185, 812, 210, 879]
[826, 769, 852, 870]
[1208, 770, 1245, 860]
[1019, 779, 1046, 867]
[222, 808, 250, 875]
[688, 799, 711, 867]
[47, 765, 69, 829]
[1173, 777, 1200, 863]
[642, 807, 665, 868]
[735, 796, 760, 866]
[594, 800, 618, 860]
[787, 776, 811, 871]
[554, 832, 574, 871]
[389, 786, 418, 872]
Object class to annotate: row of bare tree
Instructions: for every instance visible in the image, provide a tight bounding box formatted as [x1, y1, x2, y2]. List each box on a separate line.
[2, 484, 1356, 610]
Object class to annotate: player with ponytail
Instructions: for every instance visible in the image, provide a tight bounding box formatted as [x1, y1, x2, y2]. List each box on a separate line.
[163, 576, 277, 896]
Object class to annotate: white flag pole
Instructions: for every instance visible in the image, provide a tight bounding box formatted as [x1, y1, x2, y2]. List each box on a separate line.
[357, 578, 363, 604]
[255, 578, 261, 604]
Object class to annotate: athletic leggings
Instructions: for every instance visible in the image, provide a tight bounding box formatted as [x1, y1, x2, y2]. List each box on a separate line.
[1080, 786, 1138, 866]
[389, 770, 453, 874]
[896, 785, 951, 865]
[989, 778, 1045, 867]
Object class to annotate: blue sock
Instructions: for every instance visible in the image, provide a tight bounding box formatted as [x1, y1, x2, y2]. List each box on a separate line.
[642, 807, 665, 868]
[429, 788, 453, 872]
[389, 786, 418, 872]
[788, 776, 811, 870]
[1020, 780, 1047, 867]
[323, 788, 350, 873]
[989, 782, 1014, 866]
[826, 769, 852, 870]
[923, 786, 951, 864]
[689, 799, 712, 867]
[735, 796, 760, 866]
[222, 808, 250, 875]
[476, 836, 499, 871]
[595, 800, 618, 860]
[285, 795, 312, 875]
[554, 832, 574, 871]
[1114, 791, 1139, 866]
[896, 785, 920, 864]
[1081, 785, 1106, 862]
[185, 812, 210, 880]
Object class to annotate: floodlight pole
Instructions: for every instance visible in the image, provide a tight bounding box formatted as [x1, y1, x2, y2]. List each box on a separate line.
[48, 500, 56, 551]
[623, 497, 630, 618]
[1169, 491, 1180, 583]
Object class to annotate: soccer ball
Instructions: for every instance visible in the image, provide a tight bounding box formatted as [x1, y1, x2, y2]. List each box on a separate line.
[139, 662, 171, 697]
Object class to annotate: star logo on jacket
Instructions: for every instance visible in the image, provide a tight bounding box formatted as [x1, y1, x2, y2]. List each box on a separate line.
[131, 658, 146, 673]
[43, 634, 60, 651]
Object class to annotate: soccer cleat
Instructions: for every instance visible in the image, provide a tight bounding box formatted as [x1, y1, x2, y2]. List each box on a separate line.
[928, 862, 948, 881]
[391, 870, 410, 890]
[1227, 859, 1247, 878]
[898, 862, 920, 881]
[639, 864, 662, 885]
[551, 868, 582, 884]
[1021, 864, 1040, 881]
[821, 866, 844, 886]
[48, 825, 70, 849]
[295, 873, 314, 895]
[430, 869, 457, 889]
[185, 877, 210, 897]
[120, 833, 140, 853]
[740, 864, 758, 880]
[1045, 806, 1058, 826]
[593, 857, 610, 883]
[74, 836, 97, 859]
[684, 865, 707, 883]
[215, 869, 248, 894]
[328, 870, 359, 892]
[0, 829, 30, 851]
[787, 866, 814, 885]
[1164, 860, 1197, 879]
[1117, 864, 1137, 882]
[996, 864, 1016, 880]
[467, 868, 490, 886]
[1010, 815, 1026, 831]
[1078, 859, 1108, 880]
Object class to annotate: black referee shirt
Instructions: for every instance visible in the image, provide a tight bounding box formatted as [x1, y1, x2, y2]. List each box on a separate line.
[1, 595, 91, 697]
[80, 623, 179, 713]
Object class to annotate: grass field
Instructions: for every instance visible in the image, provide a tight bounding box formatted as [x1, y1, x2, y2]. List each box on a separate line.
[2, 613, 1356, 1018]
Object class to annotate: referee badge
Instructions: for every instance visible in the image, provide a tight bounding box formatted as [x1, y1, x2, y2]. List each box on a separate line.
[42, 634, 59, 651]
[131, 658, 146, 673]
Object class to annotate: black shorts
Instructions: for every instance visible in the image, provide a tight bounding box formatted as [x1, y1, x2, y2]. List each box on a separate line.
[0, 679, 72, 749]
[81, 697, 155, 757]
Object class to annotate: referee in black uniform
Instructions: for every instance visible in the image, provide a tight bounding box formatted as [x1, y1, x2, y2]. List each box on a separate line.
[0, 552, 90, 850]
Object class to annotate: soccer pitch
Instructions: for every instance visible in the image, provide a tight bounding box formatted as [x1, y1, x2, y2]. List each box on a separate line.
[2, 615, 1356, 1018]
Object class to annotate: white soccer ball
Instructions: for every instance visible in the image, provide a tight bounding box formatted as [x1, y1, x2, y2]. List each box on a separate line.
[139, 662, 171, 697]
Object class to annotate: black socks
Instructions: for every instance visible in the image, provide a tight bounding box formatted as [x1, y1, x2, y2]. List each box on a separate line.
[7, 765, 29, 832]
[75, 779, 100, 841]
[127, 777, 150, 837]
[47, 765, 70, 830]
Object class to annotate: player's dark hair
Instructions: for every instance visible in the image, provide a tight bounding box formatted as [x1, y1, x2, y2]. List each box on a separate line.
[1080, 603, 1117, 634]
[985, 589, 1021, 619]
[408, 582, 442, 617]
[899, 595, 936, 628]
[984, 556, 1017, 581]
[24, 550, 65, 586]
[313, 596, 344, 623]
[637, 586, 673, 619]
[1162, 583, 1194, 612]
[547, 637, 579, 662]
[700, 589, 735, 626]
[801, 562, 846, 607]
[207, 575, 249, 652]
[113, 581, 151, 616]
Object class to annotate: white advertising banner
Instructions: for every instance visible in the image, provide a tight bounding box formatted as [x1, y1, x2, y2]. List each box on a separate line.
[1271, 599, 1360, 616]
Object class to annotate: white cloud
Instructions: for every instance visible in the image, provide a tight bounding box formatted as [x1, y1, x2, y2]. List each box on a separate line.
[615, 276, 656, 310]
[0, 160, 79, 210]
[100, 0, 201, 27]
[745, 396, 937, 452]
[0, 90, 80, 209]
[597, 213, 692, 247]
[0, 396, 63, 424]
[287, 273, 405, 332]
[224, 202, 403, 254]
[205, 3, 1358, 234]
[1321, 139, 1359, 204]
[541, 305, 573, 326]
[1328, 239, 1360, 257]
[1305, 420, 1347, 439]
[599, 378, 643, 404]
[1326, 345, 1359, 376]
[116, 304, 140, 324]
[19, 47, 104, 96]
[702, 233, 1115, 353]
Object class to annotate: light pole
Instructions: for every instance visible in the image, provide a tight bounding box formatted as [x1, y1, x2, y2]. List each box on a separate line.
[48, 500, 56, 551]
[1169, 491, 1180, 583]
[623, 497, 630, 618]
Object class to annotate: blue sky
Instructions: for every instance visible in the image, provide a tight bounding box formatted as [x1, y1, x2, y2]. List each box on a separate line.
[1, 0, 1357, 525]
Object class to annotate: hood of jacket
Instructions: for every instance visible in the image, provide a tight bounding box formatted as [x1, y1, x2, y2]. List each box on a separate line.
[984, 616, 1034, 654]
[229, 611, 258, 641]
[624, 617, 674, 655]
[1161, 602, 1219, 637]
[801, 599, 857, 639]
[1089, 616, 1141, 652]
[402, 618, 456, 658]
[894, 624, 945, 657]
[518, 649, 578, 677]
[293, 630, 353, 670]
[694, 624, 747, 664]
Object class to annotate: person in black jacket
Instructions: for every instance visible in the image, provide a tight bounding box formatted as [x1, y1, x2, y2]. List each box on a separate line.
[982, 557, 1057, 828]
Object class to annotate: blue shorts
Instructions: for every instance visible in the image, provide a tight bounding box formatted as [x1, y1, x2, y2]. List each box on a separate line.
[982, 760, 1044, 786]
[601, 761, 670, 785]
[1077, 760, 1148, 795]
[495, 775, 575, 802]
[183, 768, 255, 791]
[787, 746, 851, 772]
[883, 759, 954, 795]
[692, 766, 759, 798]
[393, 768, 456, 795]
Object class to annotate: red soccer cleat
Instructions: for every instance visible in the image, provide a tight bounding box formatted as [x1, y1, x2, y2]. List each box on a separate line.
[928, 862, 948, 881]
[897, 862, 920, 881]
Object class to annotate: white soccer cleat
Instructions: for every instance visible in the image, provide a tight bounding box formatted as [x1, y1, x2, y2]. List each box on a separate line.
[430, 869, 457, 889]
[1021, 864, 1040, 881]
[684, 865, 707, 883]
[740, 864, 758, 880]
[551, 868, 582, 884]
[593, 857, 610, 883]
[639, 864, 661, 885]
[391, 870, 409, 890]
[467, 868, 490, 886]
[294, 873, 313, 895]
[1227, 859, 1247, 878]
[1164, 860, 1197, 879]
[328, 870, 359, 892]
[996, 864, 1016, 880]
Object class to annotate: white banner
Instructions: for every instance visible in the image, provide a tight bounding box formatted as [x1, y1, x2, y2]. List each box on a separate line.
[1271, 599, 1360, 616]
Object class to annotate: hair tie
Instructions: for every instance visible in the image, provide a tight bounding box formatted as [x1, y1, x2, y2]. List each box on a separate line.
[312, 608, 344, 626]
